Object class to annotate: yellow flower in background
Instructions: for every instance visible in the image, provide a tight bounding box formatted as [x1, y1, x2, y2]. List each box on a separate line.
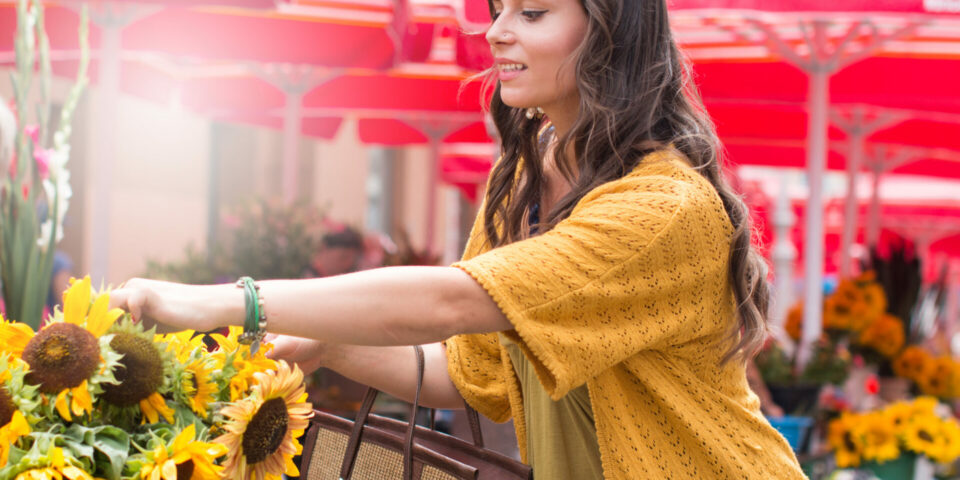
[829, 412, 865, 468]
[785, 304, 802, 341]
[903, 414, 947, 461]
[857, 314, 905, 358]
[860, 412, 900, 463]
[859, 280, 887, 326]
[894, 346, 933, 382]
[182, 358, 218, 416]
[140, 424, 227, 480]
[216, 361, 312, 480]
[885, 401, 915, 433]
[13, 447, 94, 480]
[918, 357, 956, 399]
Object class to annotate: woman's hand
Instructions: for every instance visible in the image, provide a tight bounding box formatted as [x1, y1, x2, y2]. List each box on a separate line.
[108, 278, 240, 333]
[266, 334, 329, 375]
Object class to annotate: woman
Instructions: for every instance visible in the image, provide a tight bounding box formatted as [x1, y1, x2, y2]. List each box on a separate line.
[110, 0, 807, 477]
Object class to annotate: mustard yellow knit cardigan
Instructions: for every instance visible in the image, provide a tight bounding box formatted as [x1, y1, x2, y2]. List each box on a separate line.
[445, 149, 806, 479]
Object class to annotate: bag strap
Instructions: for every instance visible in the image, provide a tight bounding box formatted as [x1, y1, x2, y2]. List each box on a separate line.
[339, 346, 426, 480]
[338, 345, 488, 479]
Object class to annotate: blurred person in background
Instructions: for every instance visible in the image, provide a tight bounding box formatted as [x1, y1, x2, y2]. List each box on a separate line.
[305, 226, 364, 277]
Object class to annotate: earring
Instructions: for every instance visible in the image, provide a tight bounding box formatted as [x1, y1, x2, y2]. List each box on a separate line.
[525, 107, 544, 120]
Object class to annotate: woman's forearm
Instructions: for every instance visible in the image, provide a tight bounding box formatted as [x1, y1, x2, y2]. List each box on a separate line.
[122, 266, 511, 346]
[319, 342, 466, 409]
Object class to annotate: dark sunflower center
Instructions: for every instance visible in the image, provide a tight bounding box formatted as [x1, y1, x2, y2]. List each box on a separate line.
[176, 459, 194, 479]
[101, 332, 164, 407]
[0, 387, 15, 427]
[242, 397, 290, 464]
[23, 323, 100, 393]
[919, 430, 935, 443]
[187, 372, 199, 395]
[843, 432, 857, 452]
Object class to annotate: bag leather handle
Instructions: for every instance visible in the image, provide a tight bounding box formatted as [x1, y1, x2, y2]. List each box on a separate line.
[339, 345, 486, 479]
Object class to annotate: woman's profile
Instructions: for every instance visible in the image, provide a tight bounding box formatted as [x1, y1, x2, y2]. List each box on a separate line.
[110, 0, 808, 477]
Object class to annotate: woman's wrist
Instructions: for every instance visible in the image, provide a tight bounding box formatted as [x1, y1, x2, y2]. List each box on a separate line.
[205, 283, 246, 331]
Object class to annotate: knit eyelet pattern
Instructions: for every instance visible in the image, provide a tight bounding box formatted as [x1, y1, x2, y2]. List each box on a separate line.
[445, 149, 806, 479]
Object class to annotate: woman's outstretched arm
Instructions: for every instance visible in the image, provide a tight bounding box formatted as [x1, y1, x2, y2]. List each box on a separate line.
[108, 266, 511, 347]
[268, 335, 466, 409]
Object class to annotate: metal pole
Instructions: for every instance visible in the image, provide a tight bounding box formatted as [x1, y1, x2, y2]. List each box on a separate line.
[281, 91, 304, 204]
[840, 130, 864, 278]
[867, 159, 884, 248]
[771, 174, 797, 333]
[425, 136, 440, 254]
[799, 66, 830, 368]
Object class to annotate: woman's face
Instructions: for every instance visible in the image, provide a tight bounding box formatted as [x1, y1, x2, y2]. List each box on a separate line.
[486, 0, 588, 113]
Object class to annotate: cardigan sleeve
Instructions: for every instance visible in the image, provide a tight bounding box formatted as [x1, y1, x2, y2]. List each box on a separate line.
[451, 170, 734, 400]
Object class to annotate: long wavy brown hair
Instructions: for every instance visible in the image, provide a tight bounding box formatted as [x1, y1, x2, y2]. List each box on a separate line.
[479, 0, 769, 363]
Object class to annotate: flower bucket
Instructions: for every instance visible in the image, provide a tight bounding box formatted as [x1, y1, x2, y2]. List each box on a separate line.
[767, 415, 813, 453]
[861, 453, 934, 480]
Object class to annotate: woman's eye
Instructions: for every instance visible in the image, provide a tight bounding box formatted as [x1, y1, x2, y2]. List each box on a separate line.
[492, 10, 502, 21]
[521, 9, 546, 20]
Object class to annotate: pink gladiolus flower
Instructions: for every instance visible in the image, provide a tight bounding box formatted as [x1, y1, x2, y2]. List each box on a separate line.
[22, 183, 29, 200]
[24, 124, 39, 144]
[34, 148, 51, 180]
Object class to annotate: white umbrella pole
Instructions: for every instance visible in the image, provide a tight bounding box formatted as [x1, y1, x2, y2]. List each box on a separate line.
[840, 130, 864, 278]
[772, 174, 797, 333]
[281, 91, 304, 204]
[799, 67, 829, 368]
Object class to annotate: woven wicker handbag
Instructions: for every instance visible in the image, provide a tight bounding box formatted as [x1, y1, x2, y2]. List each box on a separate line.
[300, 345, 533, 480]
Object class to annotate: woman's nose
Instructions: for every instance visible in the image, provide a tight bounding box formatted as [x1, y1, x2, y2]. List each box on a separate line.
[485, 17, 514, 46]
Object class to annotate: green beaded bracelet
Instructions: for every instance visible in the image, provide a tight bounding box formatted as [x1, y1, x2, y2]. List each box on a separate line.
[236, 276, 267, 349]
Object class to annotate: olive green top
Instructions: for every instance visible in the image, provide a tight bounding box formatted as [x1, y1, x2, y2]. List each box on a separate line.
[500, 333, 604, 479]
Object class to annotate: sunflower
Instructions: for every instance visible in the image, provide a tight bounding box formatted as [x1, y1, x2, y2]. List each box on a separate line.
[211, 327, 277, 401]
[180, 357, 219, 417]
[140, 424, 228, 480]
[857, 314, 905, 358]
[918, 357, 955, 399]
[884, 401, 915, 433]
[903, 414, 946, 460]
[11, 447, 93, 480]
[893, 346, 932, 382]
[784, 304, 802, 341]
[828, 412, 864, 468]
[859, 412, 900, 464]
[156, 330, 204, 363]
[859, 280, 887, 324]
[216, 361, 312, 480]
[100, 318, 175, 425]
[7, 277, 124, 421]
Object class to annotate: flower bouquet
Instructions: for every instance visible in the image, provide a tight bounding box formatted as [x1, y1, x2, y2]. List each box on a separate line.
[827, 397, 960, 479]
[0, 277, 313, 480]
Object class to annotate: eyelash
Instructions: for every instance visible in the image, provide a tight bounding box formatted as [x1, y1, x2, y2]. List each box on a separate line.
[491, 9, 547, 22]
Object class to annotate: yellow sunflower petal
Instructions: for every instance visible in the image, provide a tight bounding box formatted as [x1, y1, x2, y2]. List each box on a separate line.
[70, 381, 93, 418]
[84, 295, 118, 338]
[172, 424, 196, 451]
[0, 319, 34, 358]
[63, 277, 92, 326]
[55, 390, 73, 422]
[284, 453, 300, 476]
[160, 459, 177, 480]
